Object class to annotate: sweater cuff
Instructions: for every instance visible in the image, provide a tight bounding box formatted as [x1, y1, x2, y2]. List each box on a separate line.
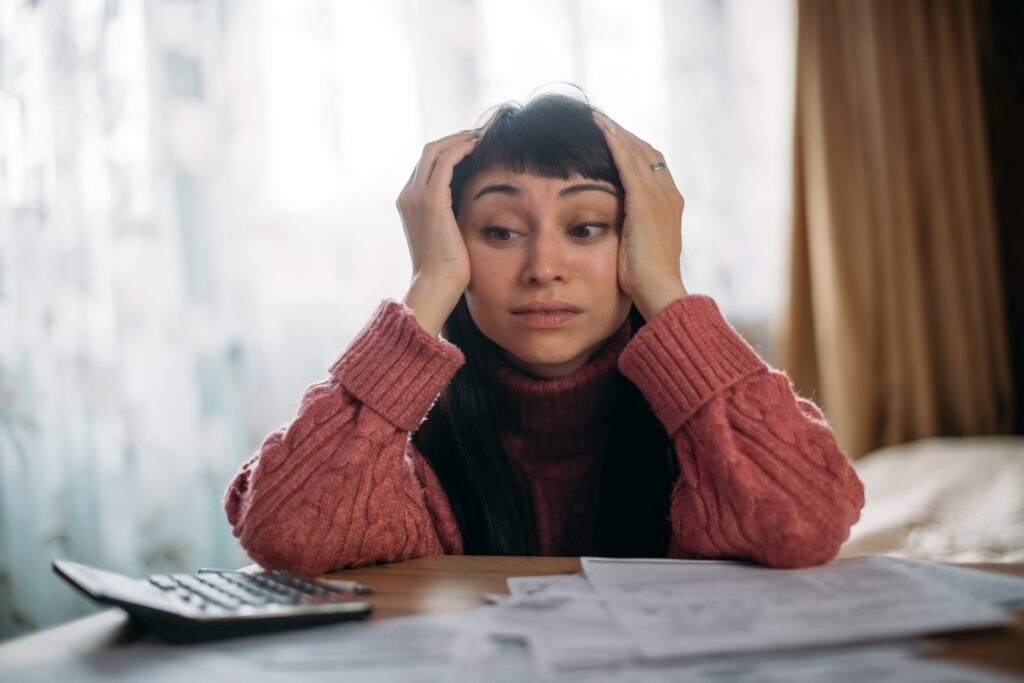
[330, 299, 465, 431]
[618, 294, 767, 435]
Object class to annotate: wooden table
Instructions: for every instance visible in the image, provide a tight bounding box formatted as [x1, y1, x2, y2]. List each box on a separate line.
[0, 557, 1021, 678]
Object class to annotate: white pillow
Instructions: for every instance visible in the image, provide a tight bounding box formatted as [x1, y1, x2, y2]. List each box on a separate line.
[839, 436, 1024, 562]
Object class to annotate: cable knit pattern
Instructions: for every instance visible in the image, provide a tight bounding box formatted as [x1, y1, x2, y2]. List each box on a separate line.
[225, 294, 864, 574]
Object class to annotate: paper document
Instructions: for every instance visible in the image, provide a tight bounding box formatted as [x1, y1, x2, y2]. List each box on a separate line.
[581, 555, 1011, 659]
[495, 571, 935, 676]
[206, 612, 475, 676]
[4, 556, 1019, 683]
[506, 572, 596, 599]
[473, 593, 633, 674]
[890, 557, 1024, 607]
[3, 633, 1013, 683]
[459, 635, 1013, 683]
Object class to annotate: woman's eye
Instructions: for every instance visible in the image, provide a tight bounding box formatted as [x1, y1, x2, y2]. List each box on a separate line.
[568, 224, 607, 239]
[482, 227, 516, 242]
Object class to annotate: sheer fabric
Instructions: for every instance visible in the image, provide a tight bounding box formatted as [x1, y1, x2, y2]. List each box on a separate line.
[0, 0, 793, 638]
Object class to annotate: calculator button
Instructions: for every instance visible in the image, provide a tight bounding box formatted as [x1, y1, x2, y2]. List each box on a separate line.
[148, 575, 178, 590]
[244, 585, 296, 604]
[196, 574, 246, 595]
[223, 572, 339, 605]
[172, 575, 238, 609]
[219, 575, 284, 602]
[205, 585, 272, 606]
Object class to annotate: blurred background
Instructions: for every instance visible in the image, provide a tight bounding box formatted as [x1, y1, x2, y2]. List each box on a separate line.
[0, 0, 1020, 641]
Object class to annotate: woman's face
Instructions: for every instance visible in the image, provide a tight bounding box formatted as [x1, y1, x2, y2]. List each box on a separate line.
[457, 168, 631, 379]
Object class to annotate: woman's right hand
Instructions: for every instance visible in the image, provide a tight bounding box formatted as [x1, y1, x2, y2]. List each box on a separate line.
[398, 130, 479, 337]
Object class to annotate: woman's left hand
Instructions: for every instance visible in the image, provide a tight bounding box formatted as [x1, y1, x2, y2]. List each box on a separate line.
[593, 111, 688, 320]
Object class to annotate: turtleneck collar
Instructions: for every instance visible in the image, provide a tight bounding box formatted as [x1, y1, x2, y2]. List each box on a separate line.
[486, 319, 632, 434]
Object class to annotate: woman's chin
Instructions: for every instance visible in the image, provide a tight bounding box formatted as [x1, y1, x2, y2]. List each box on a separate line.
[499, 344, 589, 379]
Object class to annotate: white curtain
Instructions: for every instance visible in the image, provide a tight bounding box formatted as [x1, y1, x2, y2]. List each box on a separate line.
[0, 0, 794, 638]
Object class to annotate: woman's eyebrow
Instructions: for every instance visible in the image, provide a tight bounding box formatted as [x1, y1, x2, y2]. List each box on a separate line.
[472, 183, 519, 201]
[471, 182, 619, 202]
[558, 182, 620, 198]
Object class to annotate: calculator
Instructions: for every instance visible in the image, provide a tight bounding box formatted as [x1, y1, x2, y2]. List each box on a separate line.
[52, 558, 373, 643]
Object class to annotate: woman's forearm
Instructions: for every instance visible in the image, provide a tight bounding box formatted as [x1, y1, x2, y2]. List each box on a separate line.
[665, 379, 863, 568]
[618, 294, 864, 568]
[403, 275, 464, 337]
[224, 300, 466, 573]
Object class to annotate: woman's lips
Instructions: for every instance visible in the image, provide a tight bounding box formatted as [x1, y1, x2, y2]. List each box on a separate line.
[512, 310, 580, 328]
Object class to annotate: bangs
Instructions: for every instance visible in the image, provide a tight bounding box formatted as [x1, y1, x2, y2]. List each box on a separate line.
[450, 93, 622, 213]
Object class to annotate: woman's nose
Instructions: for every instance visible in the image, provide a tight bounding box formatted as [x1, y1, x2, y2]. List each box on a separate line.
[520, 228, 569, 285]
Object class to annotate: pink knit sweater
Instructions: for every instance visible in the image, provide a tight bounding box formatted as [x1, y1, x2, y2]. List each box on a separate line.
[224, 295, 864, 574]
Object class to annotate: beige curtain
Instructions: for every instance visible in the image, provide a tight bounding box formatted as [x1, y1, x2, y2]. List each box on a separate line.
[782, 0, 1014, 460]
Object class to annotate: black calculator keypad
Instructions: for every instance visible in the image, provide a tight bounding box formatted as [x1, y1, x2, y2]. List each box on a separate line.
[148, 569, 352, 611]
[54, 558, 373, 642]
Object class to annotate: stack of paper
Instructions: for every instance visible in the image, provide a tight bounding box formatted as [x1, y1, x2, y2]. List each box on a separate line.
[3, 555, 1022, 682]
[471, 555, 1022, 681]
[579, 555, 1012, 658]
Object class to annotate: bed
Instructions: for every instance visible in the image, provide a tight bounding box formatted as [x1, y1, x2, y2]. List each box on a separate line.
[839, 436, 1024, 562]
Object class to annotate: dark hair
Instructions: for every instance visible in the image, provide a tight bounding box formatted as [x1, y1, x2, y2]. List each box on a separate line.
[412, 92, 674, 556]
[449, 92, 623, 214]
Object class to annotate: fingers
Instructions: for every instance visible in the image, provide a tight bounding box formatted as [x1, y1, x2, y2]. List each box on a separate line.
[425, 136, 478, 196]
[399, 130, 479, 215]
[411, 130, 478, 188]
[593, 112, 682, 202]
[594, 112, 665, 177]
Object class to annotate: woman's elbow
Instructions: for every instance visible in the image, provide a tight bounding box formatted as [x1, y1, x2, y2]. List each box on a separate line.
[753, 500, 859, 569]
[754, 529, 845, 569]
[235, 518, 335, 576]
[237, 508, 444, 576]
[758, 444, 865, 568]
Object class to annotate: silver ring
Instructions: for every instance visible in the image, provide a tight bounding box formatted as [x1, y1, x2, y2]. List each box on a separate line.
[650, 161, 667, 172]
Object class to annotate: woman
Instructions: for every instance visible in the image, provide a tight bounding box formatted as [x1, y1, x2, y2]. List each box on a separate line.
[224, 93, 864, 575]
